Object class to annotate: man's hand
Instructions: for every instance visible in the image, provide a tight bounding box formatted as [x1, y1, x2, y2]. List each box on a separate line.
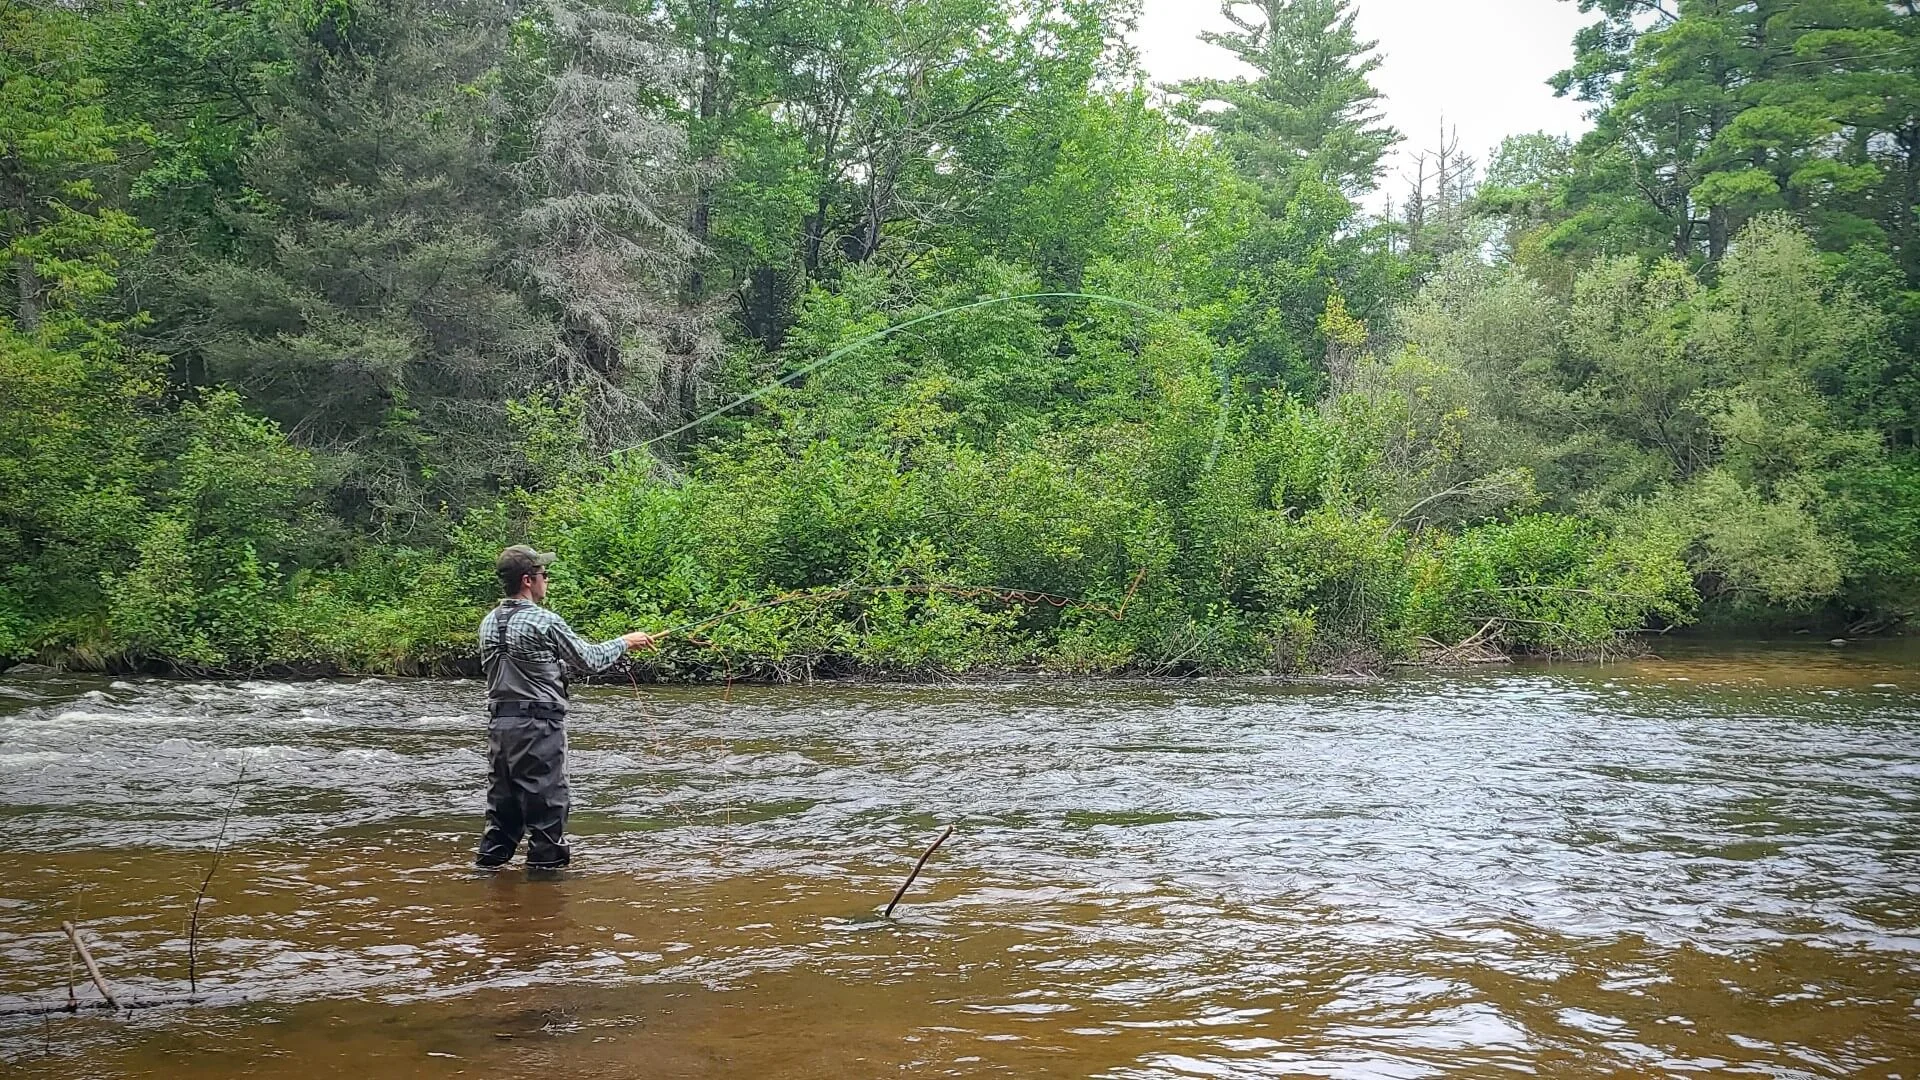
[622, 631, 663, 652]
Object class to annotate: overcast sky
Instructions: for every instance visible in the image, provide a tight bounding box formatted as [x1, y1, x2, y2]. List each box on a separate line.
[1132, 0, 1597, 210]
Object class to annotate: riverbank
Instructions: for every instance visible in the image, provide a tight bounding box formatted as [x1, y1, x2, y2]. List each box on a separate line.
[3, 617, 1908, 684]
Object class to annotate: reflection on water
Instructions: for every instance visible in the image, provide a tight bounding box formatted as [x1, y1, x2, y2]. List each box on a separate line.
[1, 639, 1917, 1078]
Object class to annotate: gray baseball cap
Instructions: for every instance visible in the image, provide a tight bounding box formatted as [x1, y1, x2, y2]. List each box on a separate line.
[496, 544, 558, 576]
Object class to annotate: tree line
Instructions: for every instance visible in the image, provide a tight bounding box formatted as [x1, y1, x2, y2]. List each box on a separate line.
[2, 0, 1914, 676]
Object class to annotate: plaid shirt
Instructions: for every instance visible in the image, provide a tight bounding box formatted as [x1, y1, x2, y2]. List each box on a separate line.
[478, 599, 627, 676]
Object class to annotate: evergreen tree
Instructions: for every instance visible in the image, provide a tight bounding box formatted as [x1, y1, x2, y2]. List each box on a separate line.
[1551, 0, 1920, 266]
[518, 0, 713, 442]
[188, 0, 559, 529]
[1172, 0, 1400, 204]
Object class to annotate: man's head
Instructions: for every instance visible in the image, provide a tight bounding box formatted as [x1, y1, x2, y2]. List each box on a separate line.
[496, 545, 558, 601]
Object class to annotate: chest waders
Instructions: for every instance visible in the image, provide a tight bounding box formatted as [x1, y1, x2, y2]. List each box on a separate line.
[476, 607, 572, 870]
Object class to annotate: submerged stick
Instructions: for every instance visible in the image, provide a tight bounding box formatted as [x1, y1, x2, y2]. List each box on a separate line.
[885, 825, 955, 919]
[59, 923, 117, 1011]
[65, 886, 85, 1010]
[0, 992, 242, 1019]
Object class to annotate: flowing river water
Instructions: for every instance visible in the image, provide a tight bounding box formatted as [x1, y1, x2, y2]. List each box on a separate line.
[1, 642, 1917, 1078]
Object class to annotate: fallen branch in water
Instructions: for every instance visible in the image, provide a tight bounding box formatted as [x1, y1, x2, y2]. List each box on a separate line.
[885, 825, 955, 919]
[60, 923, 117, 1011]
[189, 759, 248, 996]
[0, 991, 250, 1019]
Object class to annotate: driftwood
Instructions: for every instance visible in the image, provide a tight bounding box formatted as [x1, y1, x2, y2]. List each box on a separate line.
[59, 923, 117, 1011]
[885, 825, 955, 919]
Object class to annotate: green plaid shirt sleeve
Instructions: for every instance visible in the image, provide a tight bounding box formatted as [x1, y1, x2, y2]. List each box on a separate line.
[485, 602, 627, 675]
[540, 612, 628, 675]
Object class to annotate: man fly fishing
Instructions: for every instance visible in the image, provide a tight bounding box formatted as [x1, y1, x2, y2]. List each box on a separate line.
[476, 545, 664, 872]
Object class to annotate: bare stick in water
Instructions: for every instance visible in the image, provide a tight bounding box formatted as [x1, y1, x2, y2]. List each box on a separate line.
[60, 923, 117, 1011]
[885, 825, 955, 919]
[189, 759, 248, 996]
[65, 886, 85, 1010]
[0, 992, 242, 1019]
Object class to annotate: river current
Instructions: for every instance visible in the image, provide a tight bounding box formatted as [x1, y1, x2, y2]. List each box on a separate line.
[1, 642, 1916, 1078]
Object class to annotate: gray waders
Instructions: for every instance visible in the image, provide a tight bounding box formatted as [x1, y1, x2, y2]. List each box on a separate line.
[477, 609, 571, 869]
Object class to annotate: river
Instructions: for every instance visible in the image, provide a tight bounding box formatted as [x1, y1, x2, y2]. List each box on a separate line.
[1, 641, 1916, 1078]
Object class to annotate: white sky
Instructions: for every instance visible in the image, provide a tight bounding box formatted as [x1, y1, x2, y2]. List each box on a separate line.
[1133, 0, 1597, 211]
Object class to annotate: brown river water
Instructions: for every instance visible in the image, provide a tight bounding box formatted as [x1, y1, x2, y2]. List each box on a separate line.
[1, 641, 1917, 1078]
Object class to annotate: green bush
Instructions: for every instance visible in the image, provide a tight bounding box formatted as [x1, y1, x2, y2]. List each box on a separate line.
[1408, 514, 1695, 652]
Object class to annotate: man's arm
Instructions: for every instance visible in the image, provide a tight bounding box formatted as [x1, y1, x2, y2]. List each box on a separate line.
[545, 616, 658, 675]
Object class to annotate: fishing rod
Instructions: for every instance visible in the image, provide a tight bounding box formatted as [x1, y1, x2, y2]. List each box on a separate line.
[650, 569, 1150, 646]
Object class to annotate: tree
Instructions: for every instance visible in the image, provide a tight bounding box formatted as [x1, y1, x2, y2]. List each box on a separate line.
[1475, 132, 1574, 271]
[658, 0, 1132, 353]
[1172, 0, 1400, 205]
[518, 0, 715, 439]
[0, 1, 314, 663]
[1396, 122, 1479, 264]
[1551, 0, 1920, 266]
[1, 2, 150, 334]
[1399, 213, 1907, 618]
[189, 0, 554, 530]
[85, 0, 282, 249]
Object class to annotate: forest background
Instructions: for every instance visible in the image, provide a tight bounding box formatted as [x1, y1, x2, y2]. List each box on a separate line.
[2, 0, 1916, 678]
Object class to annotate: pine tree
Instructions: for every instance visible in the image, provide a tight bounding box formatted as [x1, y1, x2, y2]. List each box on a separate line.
[1173, 0, 1400, 205]
[1551, 0, 1920, 266]
[517, 0, 713, 443]
[190, 0, 552, 529]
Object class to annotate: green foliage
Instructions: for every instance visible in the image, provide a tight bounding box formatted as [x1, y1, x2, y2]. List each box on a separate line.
[1408, 514, 1696, 652]
[1, 0, 1912, 676]
[1677, 470, 1848, 611]
[1401, 211, 1916, 628]
[279, 545, 493, 673]
[1826, 456, 1920, 621]
[1549, 0, 1919, 270]
[0, 3, 153, 324]
[104, 394, 315, 668]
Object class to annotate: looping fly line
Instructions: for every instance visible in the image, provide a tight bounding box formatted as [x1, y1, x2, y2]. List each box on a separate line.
[613, 292, 1176, 457]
